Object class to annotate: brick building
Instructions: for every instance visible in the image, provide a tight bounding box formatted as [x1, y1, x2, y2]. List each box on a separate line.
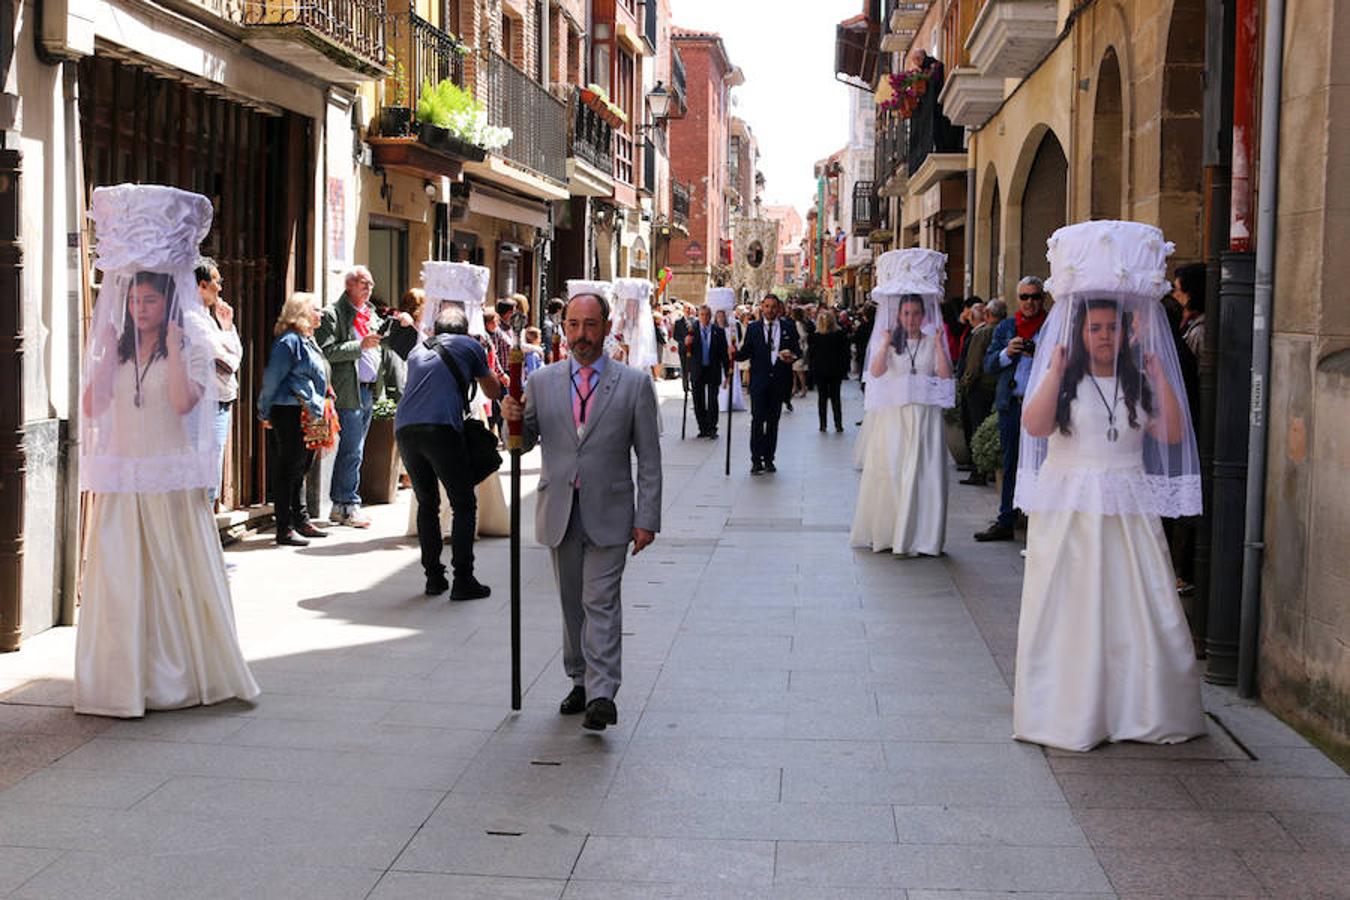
[667, 29, 743, 304]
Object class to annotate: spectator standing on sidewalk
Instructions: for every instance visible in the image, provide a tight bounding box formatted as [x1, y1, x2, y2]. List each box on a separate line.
[974, 276, 1047, 542]
[196, 257, 242, 509]
[317, 266, 412, 528]
[958, 298, 1002, 486]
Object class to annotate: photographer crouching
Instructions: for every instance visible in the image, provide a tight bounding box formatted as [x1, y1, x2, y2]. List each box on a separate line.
[397, 302, 502, 598]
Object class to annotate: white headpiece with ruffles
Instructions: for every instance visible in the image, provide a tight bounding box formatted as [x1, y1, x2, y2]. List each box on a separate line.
[1043, 220, 1175, 300]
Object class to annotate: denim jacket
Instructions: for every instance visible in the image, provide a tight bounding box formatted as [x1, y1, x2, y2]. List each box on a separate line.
[983, 316, 1043, 412]
[257, 331, 329, 421]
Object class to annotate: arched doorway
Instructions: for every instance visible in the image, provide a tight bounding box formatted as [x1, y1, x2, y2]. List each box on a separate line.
[1019, 132, 1068, 281]
[1160, 0, 1205, 262]
[1091, 47, 1124, 220]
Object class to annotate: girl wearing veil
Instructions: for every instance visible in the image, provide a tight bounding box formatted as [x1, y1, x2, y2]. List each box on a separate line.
[611, 278, 661, 378]
[1012, 220, 1205, 752]
[713, 306, 747, 412]
[77, 184, 259, 717]
[405, 261, 510, 540]
[850, 249, 955, 557]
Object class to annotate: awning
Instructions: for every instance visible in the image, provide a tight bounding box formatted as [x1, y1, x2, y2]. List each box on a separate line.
[467, 182, 550, 231]
[834, 13, 879, 89]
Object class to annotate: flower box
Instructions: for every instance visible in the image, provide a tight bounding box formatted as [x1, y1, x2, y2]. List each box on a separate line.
[380, 106, 413, 137]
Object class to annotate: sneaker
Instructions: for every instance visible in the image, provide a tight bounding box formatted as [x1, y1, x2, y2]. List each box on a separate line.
[425, 572, 450, 596]
[973, 522, 1015, 542]
[328, 504, 350, 526]
[450, 576, 491, 601]
[347, 507, 372, 529]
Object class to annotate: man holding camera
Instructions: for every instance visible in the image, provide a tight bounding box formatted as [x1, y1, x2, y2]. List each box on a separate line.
[317, 265, 413, 528]
[975, 276, 1047, 542]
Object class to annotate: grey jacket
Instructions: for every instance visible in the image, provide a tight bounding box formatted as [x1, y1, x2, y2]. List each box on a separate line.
[520, 360, 663, 548]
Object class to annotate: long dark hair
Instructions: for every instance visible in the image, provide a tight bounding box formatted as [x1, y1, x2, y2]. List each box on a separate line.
[1055, 298, 1153, 436]
[889, 294, 926, 355]
[117, 271, 177, 364]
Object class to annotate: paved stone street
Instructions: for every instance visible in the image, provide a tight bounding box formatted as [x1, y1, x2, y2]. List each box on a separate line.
[1, 379, 1348, 898]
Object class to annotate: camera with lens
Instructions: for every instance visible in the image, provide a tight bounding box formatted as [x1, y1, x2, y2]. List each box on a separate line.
[1021, 339, 1036, 357]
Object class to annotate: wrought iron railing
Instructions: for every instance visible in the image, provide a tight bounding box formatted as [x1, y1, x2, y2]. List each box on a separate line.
[906, 85, 965, 176]
[242, 0, 387, 67]
[385, 11, 464, 111]
[672, 180, 690, 229]
[672, 47, 686, 98]
[875, 109, 908, 190]
[482, 50, 567, 183]
[570, 86, 614, 174]
[642, 137, 656, 195]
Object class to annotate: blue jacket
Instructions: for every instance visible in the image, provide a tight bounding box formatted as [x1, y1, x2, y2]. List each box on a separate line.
[735, 317, 800, 399]
[983, 316, 1043, 411]
[258, 331, 329, 421]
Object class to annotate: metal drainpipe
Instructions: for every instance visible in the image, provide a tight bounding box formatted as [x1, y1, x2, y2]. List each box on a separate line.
[58, 62, 84, 626]
[0, 141, 24, 651]
[1237, 0, 1285, 698]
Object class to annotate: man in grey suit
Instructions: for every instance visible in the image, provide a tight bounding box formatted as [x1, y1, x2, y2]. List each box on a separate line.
[501, 290, 662, 731]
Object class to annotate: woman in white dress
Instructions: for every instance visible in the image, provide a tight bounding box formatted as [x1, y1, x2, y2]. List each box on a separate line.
[850, 248, 954, 557]
[713, 308, 747, 412]
[405, 262, 509, 540]
[1012, 220, 1205, 752]
[77, 184, 260, 717]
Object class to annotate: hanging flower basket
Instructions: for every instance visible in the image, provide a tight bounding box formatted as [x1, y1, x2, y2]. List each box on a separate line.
[880, 68, 933, 119]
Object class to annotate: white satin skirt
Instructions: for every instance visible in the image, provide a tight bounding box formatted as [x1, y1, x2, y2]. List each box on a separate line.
[1013, 508, 1206, 752]
[717, 371, 747, 412]
[75, 490, 260, 718]
[849, 404, 948, 556]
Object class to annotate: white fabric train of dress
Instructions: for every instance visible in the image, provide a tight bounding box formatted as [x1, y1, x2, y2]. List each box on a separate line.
[1013, 384, 1205, 752]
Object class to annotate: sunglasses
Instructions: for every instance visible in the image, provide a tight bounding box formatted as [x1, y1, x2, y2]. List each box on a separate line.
[1018, 292, 1044, 301]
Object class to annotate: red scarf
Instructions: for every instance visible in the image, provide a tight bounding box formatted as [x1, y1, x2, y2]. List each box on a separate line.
[1015, 308, 1045, 340]
[351, 301, 371, 338]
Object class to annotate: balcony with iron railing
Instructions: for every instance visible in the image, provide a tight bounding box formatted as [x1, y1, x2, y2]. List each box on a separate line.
[672, 180, 690, 231]
[852, 180, 877, 233]
[905, 85, 965, 178]
[241, 0, 387, 80]
[385, 11, 464, 114]
[874, 110, 908, 197]
[564, 85, 616, 196]
[671, 47, 687, 114]
[482, 50, 568, 185]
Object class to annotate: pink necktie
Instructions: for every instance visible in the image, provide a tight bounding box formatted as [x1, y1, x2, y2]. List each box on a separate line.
[572, 366, 595, 429]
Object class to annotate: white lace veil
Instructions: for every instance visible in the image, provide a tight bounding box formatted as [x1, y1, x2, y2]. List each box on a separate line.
[81, 185, 218, 494]
[863, 248, 955, 411]
[421, 260, 489, 337]
[1013, 220, 1201, 517]
[612, 278, 659, 368]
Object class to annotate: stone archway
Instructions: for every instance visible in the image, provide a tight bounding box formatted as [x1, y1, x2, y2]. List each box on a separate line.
[1018, 132, 1068, 282]
[1160, 0, 1206, 262]
[1091, 47, 1124, 220]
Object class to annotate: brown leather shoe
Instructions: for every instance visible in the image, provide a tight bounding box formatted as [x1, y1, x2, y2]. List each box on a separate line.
[296, 522, 329, 538]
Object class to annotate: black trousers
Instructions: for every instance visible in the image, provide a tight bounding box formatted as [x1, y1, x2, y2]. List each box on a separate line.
[962, 387, 994, 472]
[749, 386, 785, 464]
[816, 376, 843, 429]
[268, 405, 315, 537]
[691, 365, 721, 434]
[397, 424, 477, 581]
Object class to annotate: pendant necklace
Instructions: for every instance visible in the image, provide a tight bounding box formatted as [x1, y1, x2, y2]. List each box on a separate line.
[132, 351, 156, 409]
[1086, 371, 1120, 442]
[904, 335, 920, 375]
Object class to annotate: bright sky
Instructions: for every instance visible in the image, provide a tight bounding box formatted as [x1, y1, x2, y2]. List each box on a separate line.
[671, 0, 859, 215]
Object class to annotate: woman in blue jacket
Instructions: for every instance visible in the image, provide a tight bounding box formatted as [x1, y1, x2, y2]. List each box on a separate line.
[257, 292, 330, 546]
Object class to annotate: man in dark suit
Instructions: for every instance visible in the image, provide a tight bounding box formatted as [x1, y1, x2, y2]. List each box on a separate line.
[670, 302, 694, 391]
[735, 295, 800, 474]
[686, 304, 729, 438]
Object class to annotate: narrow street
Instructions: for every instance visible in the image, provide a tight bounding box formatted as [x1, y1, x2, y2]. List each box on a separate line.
[0, 379, 1347, 899]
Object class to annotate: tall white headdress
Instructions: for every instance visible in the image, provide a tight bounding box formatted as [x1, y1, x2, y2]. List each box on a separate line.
[611, 278, 658, 368]
[421, 260, 490, 337]
[862, 248, 954, 411]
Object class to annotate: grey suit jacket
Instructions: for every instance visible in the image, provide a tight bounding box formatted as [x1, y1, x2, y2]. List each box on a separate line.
[521, 359, 663, 548]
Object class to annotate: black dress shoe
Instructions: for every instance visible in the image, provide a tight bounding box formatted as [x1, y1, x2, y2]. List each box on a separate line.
[973, 522, 1015, 542]
[425, 572, 450, 596]
[836, 424, 845, 432]
[582, 697, 618, 731]
[559, 685, 587, 715]
[449, 576, 491, 601]
[764, 461, 777, 473]
[295, 521, 329, 538]
[276, 531, 309, 547]
[959, 473, 988, 486]
[750, 461, 764, 475]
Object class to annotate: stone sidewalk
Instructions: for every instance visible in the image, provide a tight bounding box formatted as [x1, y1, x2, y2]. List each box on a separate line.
[0, 378, 1347, 899]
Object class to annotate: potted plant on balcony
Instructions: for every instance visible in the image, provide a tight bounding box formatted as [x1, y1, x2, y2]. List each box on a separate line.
[881, 68, 932, 119]
[379, 59, 414, 137]
[415, 78, 512, 159]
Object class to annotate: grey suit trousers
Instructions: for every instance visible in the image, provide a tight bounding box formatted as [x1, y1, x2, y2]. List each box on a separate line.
[553, 493, 628, 700]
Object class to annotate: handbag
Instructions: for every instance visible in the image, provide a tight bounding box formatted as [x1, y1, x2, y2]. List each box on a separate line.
[426, 336, 503, 485]
[300, 394, 341, 452]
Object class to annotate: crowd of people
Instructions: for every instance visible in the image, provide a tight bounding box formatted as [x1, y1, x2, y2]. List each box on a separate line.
[73, 182, 1211, 755]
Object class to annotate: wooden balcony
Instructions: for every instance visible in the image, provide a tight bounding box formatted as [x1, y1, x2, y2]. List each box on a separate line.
[242, 0, 388, 81]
